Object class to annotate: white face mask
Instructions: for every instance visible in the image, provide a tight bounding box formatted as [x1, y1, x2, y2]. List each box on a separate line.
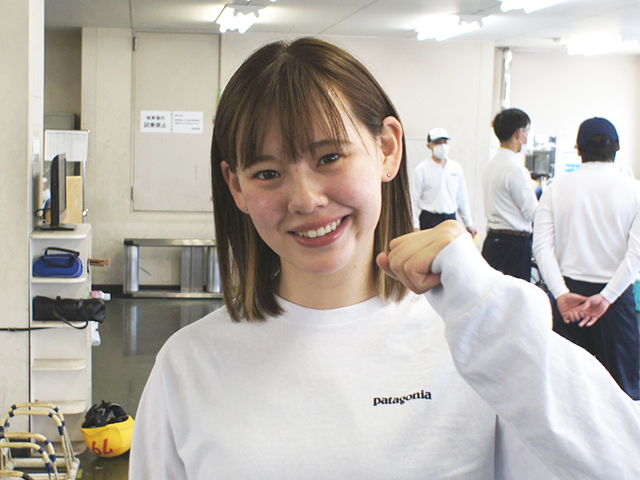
[518, 128, 529, 153]
[432, 143, 450, 160]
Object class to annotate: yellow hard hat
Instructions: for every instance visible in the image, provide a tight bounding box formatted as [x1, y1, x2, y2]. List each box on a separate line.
[81, 401, 135, 458]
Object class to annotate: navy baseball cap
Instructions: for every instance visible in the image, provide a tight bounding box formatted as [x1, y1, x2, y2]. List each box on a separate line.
[577, 117, 618, 148]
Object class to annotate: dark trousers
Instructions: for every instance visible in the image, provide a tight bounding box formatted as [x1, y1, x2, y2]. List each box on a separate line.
[481, 231, 532, 281]
[551, 278, 640, 400]
[419, 211, 456, 230]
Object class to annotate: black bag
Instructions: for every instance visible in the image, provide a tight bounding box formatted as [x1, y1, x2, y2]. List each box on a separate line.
[33, 247, 83, 278]
[33, 295, 106, 329]
[82, 400, 130, 428]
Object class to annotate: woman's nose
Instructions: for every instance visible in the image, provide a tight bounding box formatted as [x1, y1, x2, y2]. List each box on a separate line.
[286, 169, 328, 214]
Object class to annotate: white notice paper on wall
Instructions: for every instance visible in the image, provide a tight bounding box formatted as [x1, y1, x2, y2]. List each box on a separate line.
[44, 130, 90, 162]
[141, 111, 171, 133]
[173, 111, 204, 134]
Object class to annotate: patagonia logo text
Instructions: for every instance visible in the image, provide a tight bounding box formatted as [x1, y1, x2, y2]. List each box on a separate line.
[373, 390, 432, 406]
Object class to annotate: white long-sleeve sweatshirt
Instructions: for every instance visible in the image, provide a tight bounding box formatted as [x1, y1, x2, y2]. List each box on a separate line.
[130, 235, 640, 479]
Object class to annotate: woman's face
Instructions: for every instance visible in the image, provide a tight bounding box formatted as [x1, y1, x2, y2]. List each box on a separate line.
[223, 110, 402, 296]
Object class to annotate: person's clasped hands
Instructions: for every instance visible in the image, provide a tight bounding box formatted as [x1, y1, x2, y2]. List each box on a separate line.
[557, 292, 611, 327]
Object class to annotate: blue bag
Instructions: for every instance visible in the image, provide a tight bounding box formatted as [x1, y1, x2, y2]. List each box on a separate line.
[33, 247, 83, 278]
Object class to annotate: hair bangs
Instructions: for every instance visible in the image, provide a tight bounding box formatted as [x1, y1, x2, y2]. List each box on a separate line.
[233, 63, 351, 170]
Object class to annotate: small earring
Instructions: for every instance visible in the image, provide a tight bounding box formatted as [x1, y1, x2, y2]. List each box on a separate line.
[244, 207, 248, 212]
[386, 173, 391, 178]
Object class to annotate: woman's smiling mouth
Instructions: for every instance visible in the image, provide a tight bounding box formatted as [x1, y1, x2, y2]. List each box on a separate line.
[295, 217, 343, 238]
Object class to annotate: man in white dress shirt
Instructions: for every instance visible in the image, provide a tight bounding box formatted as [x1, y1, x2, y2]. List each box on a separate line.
[482, 109, 538, 280]
[412, 127, 477, 236]
[533, 117, 640, 399]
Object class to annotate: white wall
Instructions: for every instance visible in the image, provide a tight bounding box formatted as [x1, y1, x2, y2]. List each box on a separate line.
[509, 51, 640, 176]
[0, 0, 45, 430]
[132, 32, 219, 213]
[81, 28, 215, 287]
[0, 0, 44, 326]
[45, 28, 81, 117]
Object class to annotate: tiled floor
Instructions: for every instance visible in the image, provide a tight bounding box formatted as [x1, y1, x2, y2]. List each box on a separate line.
[76, 297, 222, 479]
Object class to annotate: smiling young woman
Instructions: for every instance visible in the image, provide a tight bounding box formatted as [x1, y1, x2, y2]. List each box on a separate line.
[130, 37, 640, 480]
[210, 38, 413, 322]
[221, 109, 405, 310]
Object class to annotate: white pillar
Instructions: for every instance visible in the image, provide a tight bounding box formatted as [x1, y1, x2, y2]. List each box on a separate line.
[0, 0, 45, 425]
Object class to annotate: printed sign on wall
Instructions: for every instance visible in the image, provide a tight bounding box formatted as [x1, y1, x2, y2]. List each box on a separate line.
[140, 111, 171, 133]
[173, 111, 204, 134]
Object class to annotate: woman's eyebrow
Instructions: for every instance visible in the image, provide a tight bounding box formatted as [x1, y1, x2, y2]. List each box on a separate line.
[243, 154, 277, 169]
[309, 139, 351, 152]
[253, 154, 277, 162]
[246, 139, 353, 167]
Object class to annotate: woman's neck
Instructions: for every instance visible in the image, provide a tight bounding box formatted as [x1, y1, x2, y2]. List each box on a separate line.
[277, 261, 377, 310]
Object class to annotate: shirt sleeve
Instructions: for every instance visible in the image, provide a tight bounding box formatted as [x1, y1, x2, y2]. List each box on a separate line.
[494, 418, 558, 480]
[507, 165, 538, 223]
[454, 164, 473, 227]
[129, 353, 189, 480]
[532, 188, 570, 298]
[600, 204, 640, 303]
[426, 235, 640, 480]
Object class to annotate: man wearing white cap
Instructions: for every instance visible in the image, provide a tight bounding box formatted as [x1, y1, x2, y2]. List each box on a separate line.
[533, 117, 640, 400]
[411, 127, 477, 235]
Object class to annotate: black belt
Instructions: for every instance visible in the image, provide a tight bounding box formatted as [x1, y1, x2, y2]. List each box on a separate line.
[421, 211, 456, 217]
[488, 228, 532, 239]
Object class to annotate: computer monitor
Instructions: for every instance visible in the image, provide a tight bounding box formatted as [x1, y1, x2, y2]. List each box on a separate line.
[525, 149, 555, 177]
[40, 154, 75, 231]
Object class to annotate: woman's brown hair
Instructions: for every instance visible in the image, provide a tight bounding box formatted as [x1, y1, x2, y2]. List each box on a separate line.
[211, 37, 413, 322]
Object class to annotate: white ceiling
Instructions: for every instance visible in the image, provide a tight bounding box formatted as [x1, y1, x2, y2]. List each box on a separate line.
[45, 0, 640, 54]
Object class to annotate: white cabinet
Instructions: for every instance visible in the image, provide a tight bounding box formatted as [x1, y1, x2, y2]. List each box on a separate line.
[30, 224, 92, 442]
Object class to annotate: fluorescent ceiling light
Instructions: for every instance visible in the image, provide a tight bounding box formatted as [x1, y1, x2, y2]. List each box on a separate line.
[416, 15, 482, 42]
[563, 34, 640, 56]
[216, 5, 263, 34]
[500, 0, 570, 13]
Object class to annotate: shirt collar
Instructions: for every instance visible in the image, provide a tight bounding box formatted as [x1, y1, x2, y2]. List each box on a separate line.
[277, 295, 391, 325]
[578, 161, 616, 169]
[430, 157, 447, 167]
[498, 147, 518, 158]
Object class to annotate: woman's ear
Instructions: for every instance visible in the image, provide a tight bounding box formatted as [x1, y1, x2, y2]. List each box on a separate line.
[379, 116, 403, 182]
[221, 161, 248, 212]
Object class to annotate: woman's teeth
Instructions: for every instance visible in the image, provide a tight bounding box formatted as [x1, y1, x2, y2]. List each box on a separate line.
[297, 218, 342, 238]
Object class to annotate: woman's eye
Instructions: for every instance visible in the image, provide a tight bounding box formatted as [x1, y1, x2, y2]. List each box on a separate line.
[254, 170, 280, 180]
[318, 153, 341, 166]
